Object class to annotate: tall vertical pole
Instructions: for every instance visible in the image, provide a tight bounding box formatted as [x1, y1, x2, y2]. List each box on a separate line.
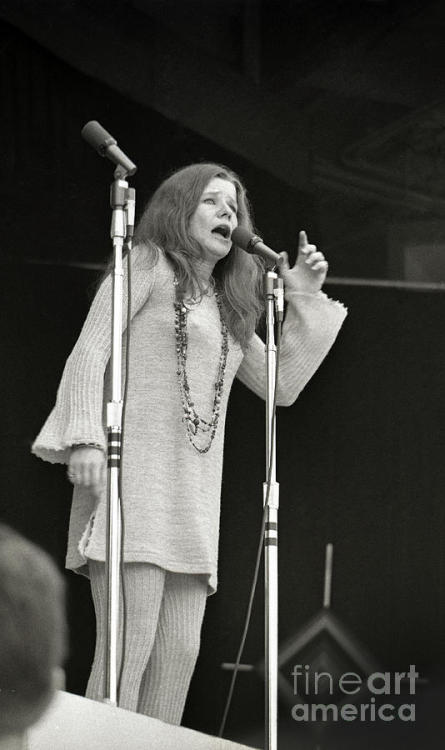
[104, 174, 128, 705]
[264, 270, 279, 750]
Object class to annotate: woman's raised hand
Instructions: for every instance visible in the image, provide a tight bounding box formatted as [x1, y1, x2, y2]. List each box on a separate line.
[279, 230, 329, 295]
[67, 446, 106, 498]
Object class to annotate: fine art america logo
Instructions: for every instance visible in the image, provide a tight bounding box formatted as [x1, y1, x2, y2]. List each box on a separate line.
[290, 664, 418, 723]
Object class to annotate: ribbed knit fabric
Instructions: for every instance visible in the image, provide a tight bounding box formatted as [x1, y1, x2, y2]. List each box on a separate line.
[86, 561, 207, 724]
[32, 246, 347, 594]
[137, 570, 207, 723]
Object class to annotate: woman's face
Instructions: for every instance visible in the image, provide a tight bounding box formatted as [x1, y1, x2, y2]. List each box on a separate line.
[189, 177, 239, 263]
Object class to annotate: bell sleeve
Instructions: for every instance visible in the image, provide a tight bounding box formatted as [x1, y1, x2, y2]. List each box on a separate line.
[31, 247, 156, 464]
[236, 289, 347, 407]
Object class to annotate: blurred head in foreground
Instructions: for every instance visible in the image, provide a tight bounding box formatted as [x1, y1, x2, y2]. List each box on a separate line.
[0, 524, 66, 744]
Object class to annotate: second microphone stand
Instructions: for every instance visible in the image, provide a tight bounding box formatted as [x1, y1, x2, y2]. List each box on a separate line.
[263, 269, 284, 750]
[104, 169, 135, 706]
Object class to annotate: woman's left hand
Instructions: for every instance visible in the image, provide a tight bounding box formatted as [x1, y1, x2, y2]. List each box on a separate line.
[279, 230, 328, 294]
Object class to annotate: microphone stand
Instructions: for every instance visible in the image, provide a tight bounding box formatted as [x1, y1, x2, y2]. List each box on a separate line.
[104, 167, 135, 706]
[263, 269, 283, 750]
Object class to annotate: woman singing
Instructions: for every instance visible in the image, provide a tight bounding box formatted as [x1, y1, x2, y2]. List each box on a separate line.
[32, 163, 346, 725]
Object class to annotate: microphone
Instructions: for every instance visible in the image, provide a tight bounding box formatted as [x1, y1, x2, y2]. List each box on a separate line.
[231, 227, 283, 266]
[81, 121, 137, 176]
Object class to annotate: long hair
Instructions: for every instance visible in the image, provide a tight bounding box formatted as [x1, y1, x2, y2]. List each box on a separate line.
[133, 163, 264, 349]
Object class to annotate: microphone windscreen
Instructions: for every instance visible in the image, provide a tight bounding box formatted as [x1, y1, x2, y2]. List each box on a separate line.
[81, 121, 116, 154]
[231, 226, 258, 251]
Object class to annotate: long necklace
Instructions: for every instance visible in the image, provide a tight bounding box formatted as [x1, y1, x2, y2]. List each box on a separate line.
[174, 278, 229, 454]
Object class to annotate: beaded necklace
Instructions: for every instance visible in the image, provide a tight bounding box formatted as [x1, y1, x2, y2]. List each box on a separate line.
[174, 278, 229, 454]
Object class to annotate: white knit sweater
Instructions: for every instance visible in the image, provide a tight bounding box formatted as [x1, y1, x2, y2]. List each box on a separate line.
[32, 247, 347, 594]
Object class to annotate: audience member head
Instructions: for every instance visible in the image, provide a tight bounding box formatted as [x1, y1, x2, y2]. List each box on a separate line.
[0, 525, 66, 744]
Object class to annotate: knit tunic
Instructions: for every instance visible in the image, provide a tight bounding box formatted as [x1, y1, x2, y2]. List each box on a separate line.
[32, 246, 347, 594]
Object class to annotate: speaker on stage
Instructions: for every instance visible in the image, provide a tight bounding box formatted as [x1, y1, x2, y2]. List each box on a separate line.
[28, 691, 258, 750]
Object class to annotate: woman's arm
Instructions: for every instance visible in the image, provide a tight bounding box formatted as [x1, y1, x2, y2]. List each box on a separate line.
[236, 231, 347, 406]
[32, 246, 156, 464]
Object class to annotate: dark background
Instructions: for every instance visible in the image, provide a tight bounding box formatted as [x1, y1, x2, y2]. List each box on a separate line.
[1, 2, 444, 747]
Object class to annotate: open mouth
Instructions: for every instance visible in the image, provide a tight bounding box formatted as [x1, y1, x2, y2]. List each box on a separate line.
[211, 225, 231, 240]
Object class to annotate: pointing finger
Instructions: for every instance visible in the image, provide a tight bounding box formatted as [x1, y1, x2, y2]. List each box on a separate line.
[298, 230, 308, 252]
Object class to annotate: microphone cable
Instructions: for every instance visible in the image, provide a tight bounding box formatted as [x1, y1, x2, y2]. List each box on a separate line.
[218, 316, 283, 738]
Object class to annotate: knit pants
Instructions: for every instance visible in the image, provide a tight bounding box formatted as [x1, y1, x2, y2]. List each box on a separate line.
[85, 561, 208, 725]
